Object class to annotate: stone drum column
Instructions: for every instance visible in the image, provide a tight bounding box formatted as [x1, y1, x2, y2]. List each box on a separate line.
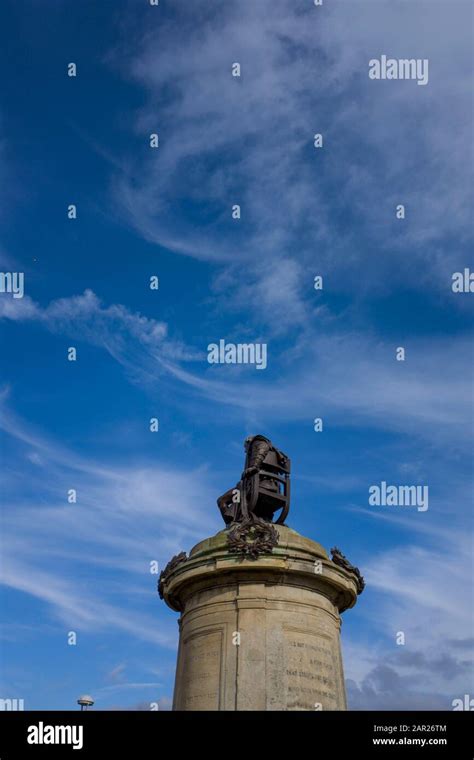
[159, 524, 361, 711]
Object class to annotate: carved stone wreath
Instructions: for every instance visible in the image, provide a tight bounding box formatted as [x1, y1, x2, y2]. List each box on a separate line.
[157, 551, 187, 599]
[227, 516, 279, 559]
[330, 546, 365, 594]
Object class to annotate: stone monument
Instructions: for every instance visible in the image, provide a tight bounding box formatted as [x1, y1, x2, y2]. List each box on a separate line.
[159, 435, 364, 711]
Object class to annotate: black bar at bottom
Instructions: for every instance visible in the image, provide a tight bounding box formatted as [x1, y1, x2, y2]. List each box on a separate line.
[0, 710, 472, 757]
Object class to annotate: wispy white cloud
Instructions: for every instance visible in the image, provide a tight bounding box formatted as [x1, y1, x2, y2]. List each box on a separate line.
[0, 288, 202, 386]
[344, 518, 474, 709]
[107, 0, 472, 322]
[2, 290, 472, 448]
[0, 405, 219, 647]
[161, 332, 473, 446]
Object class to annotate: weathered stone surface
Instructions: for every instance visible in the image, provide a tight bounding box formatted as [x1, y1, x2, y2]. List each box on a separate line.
[160, 525, 360, 711]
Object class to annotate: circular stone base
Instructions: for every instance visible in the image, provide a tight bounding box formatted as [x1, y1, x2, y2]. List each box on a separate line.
[160, 525, 359, 711]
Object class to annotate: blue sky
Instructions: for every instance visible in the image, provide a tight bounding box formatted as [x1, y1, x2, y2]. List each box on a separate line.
[0, 0, 473, 710]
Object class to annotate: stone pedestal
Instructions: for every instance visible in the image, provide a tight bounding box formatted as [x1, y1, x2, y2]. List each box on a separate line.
[160, 525, 359, 711]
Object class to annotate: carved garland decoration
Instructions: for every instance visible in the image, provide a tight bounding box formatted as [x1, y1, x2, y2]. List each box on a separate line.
[227, 516, 279, 559]
[330, 546, 365, 594]
[157, 551, 187, 599]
